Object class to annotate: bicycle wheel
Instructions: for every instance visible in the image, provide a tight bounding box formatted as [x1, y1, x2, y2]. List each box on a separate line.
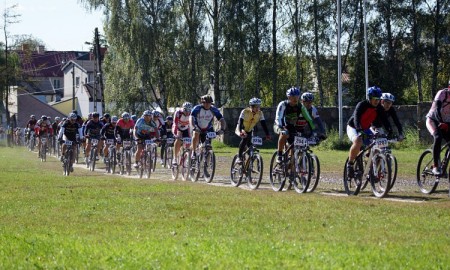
[203, 150, 216, 183]
[165, 147, 173, 169]
[292, 152, 312, 194]
[416, 149, 439, 194]
[145, 153, 152, 179]
[40, 144, 47, 162]
[139, 155, 145, 179]
[386, 153, 397, 191]
[181, 151, 191, 181]
[172, 156, 180, 181]
[370, 153, 391, 198]
[307, 154, 320, 192]
[230, 154, 243, 187]
[247, 154, 263, 190]
[90, 148, 97, 171]
[118, 152, 125, 175]
[269, 152, 286, 191]
[151, 147, 157, 172]
[111, 149, 117, 174]
[125, 151, 132, 175]
[343, 157, 363, 196]
[190, 153, 201, 182]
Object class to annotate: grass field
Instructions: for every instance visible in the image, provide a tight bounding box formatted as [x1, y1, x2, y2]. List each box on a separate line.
[0, 146, 449, 269]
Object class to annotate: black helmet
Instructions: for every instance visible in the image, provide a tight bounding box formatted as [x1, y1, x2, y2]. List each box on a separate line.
[92, 112, 100, 118]
[103, 113, 110, 119]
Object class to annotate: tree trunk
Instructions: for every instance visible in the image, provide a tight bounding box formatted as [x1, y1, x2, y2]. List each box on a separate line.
[272, 0, 277, 107]
[412, 0, 423, 102]
[213, 0, 221, 107]
[431, 0, 440, 97]
[313, 0, 323, 107]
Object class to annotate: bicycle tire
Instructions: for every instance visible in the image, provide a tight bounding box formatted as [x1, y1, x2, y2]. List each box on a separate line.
[307, 154, 320, 192]
[343, 157, 363, 196]
[416, 149, 439, 194]
[247, 154, 263, 190]
[165, 147, 173, 169]
[89, 148, 96, 171]
[230, 154, 243, 187]
[111, 149, 117, 174]
[172, 156, 180, 181]
[190, 154, 200, 182]
[145, 152, 152, 179]
[370, 153, 391, 198]
[151, 146, 157, 172]
[181, 150, 191, 181]
[386, 153, 397, 191]
[292, 151, 312, 194]
[41, 143, 47, 162]
[269, 152, 286, 191]
[203, 150, 216, 183]
[125, 151, 132, 175]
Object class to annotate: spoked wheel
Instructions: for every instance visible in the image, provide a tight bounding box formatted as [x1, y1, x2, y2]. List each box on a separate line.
[307, 154, 320, 192]
[269, 152, 286, 191]
[139, 155, 145, 179]
[181, 151, 191, 181]
[386, 153, 397, 191]
[118, 152, 125, 175]
[370, 153, 391, 198]
[145, 153, 151, 179]
[111, 150, 117, 174]
[247, 154, 263, 190]
[203, 150, 216, 183]
[190, 154, 201, 182]
[171, 156, 180, 181]
[151, 148, 157, 172]
[416, 149, 439, 194]
[343, 157, 363, 196]
[230, 154, 243, 187]
[89, 149, 96, 171]
[292, 152, 312, 194]
[40, 145, 47, 162]
[125, 151, 132, 176]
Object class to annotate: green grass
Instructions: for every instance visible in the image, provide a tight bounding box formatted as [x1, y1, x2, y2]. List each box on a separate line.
[0, 147, 449, 269]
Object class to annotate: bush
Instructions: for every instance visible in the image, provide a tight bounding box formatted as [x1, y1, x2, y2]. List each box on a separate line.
[317, 129, 352, 151]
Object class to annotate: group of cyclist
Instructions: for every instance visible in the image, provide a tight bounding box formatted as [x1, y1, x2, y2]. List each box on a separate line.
[29, 82, 450, 183]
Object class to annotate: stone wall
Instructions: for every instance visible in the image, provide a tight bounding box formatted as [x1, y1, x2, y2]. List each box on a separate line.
[218, 103, 433, 146]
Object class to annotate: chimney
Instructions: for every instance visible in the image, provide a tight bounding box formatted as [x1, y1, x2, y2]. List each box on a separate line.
[37, 45, 45, 54]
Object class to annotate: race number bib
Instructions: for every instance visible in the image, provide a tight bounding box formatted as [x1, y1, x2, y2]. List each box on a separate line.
[375, 138, 388, 148]
[294, 136, 308, 147]
[251, 136, 263, 146]
[207, 132, 217, 139]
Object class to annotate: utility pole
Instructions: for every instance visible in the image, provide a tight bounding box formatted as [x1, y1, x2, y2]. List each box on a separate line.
[94, 28, 105, 114]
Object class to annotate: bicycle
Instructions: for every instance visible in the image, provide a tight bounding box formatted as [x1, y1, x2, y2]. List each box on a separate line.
[416, 141, 450, 196]
[163, 137, 175, 169]
[305, 137, 321, 193]
[39, 135, 49, 162]
[28, 131, 36, 152]
[171, 137, 192, 181]
[343, 134, 392, 198]
[269, 133, 312, 193]
[118, 139, 133, 176]
[61, 140, 76, 176]
[189, 131, 217, 183]
[139, 139, 156, 179]
[230, 136, 264, 190]
[105, 139, 117, 174]
[86, 138, 99, 171]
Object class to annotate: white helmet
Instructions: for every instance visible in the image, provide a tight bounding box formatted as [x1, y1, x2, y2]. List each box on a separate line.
[182, 102, 193, 111]
[249, 97, 262, 106]
[381, 93, 395, 102]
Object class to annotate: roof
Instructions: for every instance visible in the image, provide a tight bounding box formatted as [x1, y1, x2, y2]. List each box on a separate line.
[61, 59, 96, 73]
[16, 50, 90, 78]
[15, 89, 66, 128]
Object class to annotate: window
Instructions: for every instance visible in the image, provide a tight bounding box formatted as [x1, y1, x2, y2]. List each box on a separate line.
[53, 79, 60, 90]
[76, 77, 80, 88]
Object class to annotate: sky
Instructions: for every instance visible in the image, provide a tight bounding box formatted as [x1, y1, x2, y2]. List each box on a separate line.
[1, 0, 104, 51]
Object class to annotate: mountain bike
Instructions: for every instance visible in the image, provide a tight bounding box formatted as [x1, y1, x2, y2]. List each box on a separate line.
[171, 137, 192, 181]
[163, 137, 175, 169]
[105, 139, 117, 174]
[269, 133, 312, 193]
[39, 135, 48, 162]
[118, 139, 133, 175]
[230, 136, 264, 190]
[61, 140, 76, 176]
[417, 141, 450, 196]
[86, 138, 99, 171]
[190, 131, 217, 183]
[343, 134, 392, 198]
[305, 137, 321, 193]
[139, 139, 156, 179]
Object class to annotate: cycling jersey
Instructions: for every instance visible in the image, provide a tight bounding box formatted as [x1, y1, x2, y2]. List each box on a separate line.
[426, 88, 450, 123]
[173, 109, 191, 133]
[191, 105, 223, 131]
[373, 105, 402, 135]
[26, 119, 37, 129]
[154, 118, 167, 136]
[238, 108, 264, 132]
[35, 119, 53, 136]
[306, 105, 326, 134]
[58, 120, 82, 142]
[101, 123, 116, 140]
[347, 100, 389, 131]
[84, 120, 104, 139]
[275, 100, 315, 130]
[115, 119, 135, 140]
[134, 118, 158, 139]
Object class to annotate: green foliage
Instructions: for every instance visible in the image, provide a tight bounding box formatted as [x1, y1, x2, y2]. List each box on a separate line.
[317, 129, 352, 151]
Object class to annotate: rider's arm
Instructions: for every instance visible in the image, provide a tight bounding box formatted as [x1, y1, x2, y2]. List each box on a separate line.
[190, 107, 200, 130]
[58, 126, 65, 140]
[300, 105, 315, 130]
[211, 107, 226, 131]
[353, 101, 365, 131]
[275, 101, 286, 129]
[388, 107, 403, 135]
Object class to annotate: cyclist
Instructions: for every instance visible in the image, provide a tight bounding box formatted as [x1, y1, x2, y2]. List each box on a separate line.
[115, 112, 135, 160]
[426, 85, 450, 175]
[84, 112, 104, 163]
[301, 92, 327, 140]
[173, 102, 193, 166]
[35, 115, 54, 157]
[235, 97, 271, 164]
[161, 115, 174, 165]
[152, 110, 167, 164]
[346, 86, 391, 177]
[131, 114, 138, 123]
[274, 87, 316, 163]
[52, 117, 61, 136]
[101, 113, 111, 125]
[133, 110, 159, 168]
[25, 114, 37, 142]
[58, 113, 83, 170]
[101, 115, 118, 162]
[372, 93, 404, 141]
[190, 95, 226, 158]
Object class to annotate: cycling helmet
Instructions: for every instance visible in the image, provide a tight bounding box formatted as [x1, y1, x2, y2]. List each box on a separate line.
[286, 87, 300, 97]
[92, 112, 100, 118]
[152, 110, 161, 117]
[301, 92, 314, 102]
[30, 114, 35, 119]
[201, 94, 213, 103]
[62, 117, 67, 121]
[69, 113, 77, 120]
[131, 115, 137, 122]
[143, 110, 152, 116]
[121, 112, 130, 119]
[103, 113, 110, 119]
[249, 97, 262, 106]
[381, 93, 395, 102]
[88, 113, 93, 119]
[367, 86, 382, 99]
[166, 116, 173, 121]
[111, 116, 119, 123]
[182, 102, 193, 111]
[41, 115, 47, 121]
[55, 117, 61, 121]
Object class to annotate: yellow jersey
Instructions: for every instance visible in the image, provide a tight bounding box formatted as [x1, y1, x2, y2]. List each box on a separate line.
[237, 107, 265, 133]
